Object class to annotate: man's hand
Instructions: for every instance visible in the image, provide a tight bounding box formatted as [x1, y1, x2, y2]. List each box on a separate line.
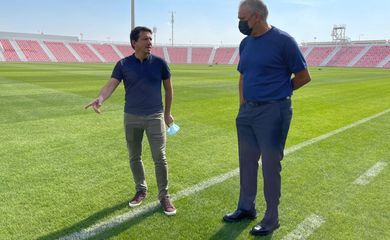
[85, 96, 104, 114]
[164, 114, 174, 126]
[292, 69, 311, 90]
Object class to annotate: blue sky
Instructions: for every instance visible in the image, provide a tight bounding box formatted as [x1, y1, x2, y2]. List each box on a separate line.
[0, 0, 389, 45]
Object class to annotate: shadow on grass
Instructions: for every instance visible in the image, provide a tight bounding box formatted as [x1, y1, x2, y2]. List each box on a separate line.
[209, 220, 277, 240]
[87, 209, 161, 240]
[37, 200, 133, 240]
[209, 220, 252, 240]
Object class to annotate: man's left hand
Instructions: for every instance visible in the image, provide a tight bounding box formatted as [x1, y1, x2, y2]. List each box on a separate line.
[164, 114, 174, 126]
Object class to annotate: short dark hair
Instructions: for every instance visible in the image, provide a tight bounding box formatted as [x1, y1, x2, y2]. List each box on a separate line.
[130, 26, 152, 49]
[240, 0, 268, 21]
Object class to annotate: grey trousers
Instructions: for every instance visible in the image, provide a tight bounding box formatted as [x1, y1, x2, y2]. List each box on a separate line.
[236, 99, 292, 226]
[124, 112, 169, 200]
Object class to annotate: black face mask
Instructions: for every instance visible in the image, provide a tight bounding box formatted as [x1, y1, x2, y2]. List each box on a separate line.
[239, 20, 252, 35]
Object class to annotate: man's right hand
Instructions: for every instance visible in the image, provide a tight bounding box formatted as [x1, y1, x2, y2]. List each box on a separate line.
[85, 96, 103, 114]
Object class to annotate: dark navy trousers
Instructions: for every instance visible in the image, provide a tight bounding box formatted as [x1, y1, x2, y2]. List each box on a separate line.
[236, 99, 292, 226]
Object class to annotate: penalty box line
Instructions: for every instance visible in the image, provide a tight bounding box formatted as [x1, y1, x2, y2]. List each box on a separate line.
[60, 108, 390, 240]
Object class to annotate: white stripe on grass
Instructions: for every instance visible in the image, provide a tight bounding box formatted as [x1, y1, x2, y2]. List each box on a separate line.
[282, 214, 325, 240]
[284, 108, 390, 155]
[60, 108, 390, 240]
[353, 161, 387, 185]
[59, 170, 239, 240]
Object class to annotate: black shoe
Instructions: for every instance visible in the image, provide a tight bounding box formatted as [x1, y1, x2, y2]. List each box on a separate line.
[250, 223, 280, 236]
[223, 209, 257, 222]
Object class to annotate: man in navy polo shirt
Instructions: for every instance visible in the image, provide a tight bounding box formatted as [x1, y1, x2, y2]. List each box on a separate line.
[223, 0, 311, 235]
[85, 26, 176, 216]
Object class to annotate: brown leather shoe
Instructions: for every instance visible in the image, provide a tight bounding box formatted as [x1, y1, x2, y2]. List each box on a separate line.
[128, 191, 147, 207]
[160, 196, 176, 216]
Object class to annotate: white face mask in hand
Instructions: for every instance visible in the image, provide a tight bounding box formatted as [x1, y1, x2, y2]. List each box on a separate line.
[167, 122, 180, 136]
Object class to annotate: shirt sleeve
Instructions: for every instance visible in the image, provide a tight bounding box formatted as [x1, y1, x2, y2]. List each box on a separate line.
[284, 36, 307, 74]
[161, 59, 171, 80]
[111, 60, 123, 81]
[237, 37, 248, 73]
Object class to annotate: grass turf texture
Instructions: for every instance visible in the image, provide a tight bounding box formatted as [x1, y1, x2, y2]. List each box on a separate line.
[0, 63, 389, 239]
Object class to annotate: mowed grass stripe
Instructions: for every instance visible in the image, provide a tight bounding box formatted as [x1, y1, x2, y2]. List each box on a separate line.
[109, 113, 389, 239]
[285, 108, 390, 155]
[280, 112, 390, 240]
[0, 75, 122, 124]
[59, 108, 389, 240]
[1, 64, 389, 239]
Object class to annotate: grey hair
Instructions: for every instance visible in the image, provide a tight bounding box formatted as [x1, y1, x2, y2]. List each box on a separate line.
[240, 0, 268, 21]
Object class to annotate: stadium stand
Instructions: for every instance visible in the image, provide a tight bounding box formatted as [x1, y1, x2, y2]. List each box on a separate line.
[114, 44, 135, 57]
[354, 45, 390, 68]
[305, 46, 335, 66]
[191, 47, 212, 64]
[69, 42, 101, 63]
[44, 41, 78, 62]
[233, 54, 240, 65]
[229, 48, 239, 65]
[299, 47, 309, 56]
[0, 32, 389, 68]
[213, 47, 236, 64]
[151, 47, 165, 60]
[16, 39, 50, 62]
[0, 39, 21, 61]
[327, 46, 365, 67]
[0, 42, 4, 61]
[91, 43, 121, 62]
[167, 47, 187, 64]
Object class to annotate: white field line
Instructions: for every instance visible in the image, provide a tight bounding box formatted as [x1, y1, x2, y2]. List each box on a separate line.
[60, 108, 390, 240]
[59, 170, 239, 240]
[353, 161, 387, 185]
[284, 108, 390, 155]
[282, 214, 325, 240]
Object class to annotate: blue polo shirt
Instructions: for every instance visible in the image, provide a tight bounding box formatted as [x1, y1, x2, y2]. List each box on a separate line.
[238, 26, 307, 101]
[111, 54, 171, 115]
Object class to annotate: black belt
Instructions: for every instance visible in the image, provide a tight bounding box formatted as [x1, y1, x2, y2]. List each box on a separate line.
[246, 96, 290, 107]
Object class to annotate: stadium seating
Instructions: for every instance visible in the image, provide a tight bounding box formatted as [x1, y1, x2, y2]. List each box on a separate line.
[0, 39, 21, 61]
[69, 42, 101, 62]
[91, 43, 121, 62]
[354, 45, 390, 68]
[151, 47, 165, 60]
[167, 47, 187, 64]
[305, 46, 334, 66]
[191, 47, 212, 64]
[112, 44, 164, 60]
[44, 41, 78, 62]
[327, 46, 365, 67]
[16, 40, 50, 62]
[299, 47, 309, 56]
[233, 54, 240, 65]
[213, 47, 236, 64]
[1, 33, 389, 68]
[114, 44, 135, 57]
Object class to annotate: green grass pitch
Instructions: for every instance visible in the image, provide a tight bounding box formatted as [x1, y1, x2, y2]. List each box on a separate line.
[0, 63, 389, 239]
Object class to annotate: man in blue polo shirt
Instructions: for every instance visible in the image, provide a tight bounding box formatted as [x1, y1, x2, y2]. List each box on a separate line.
[223, 0, 311, 236]
[85, 26, 176, 216]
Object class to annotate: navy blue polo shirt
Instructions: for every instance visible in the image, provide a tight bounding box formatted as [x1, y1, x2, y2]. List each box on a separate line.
[238, 26, 307, 101]
[111, 54, 171, 115]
